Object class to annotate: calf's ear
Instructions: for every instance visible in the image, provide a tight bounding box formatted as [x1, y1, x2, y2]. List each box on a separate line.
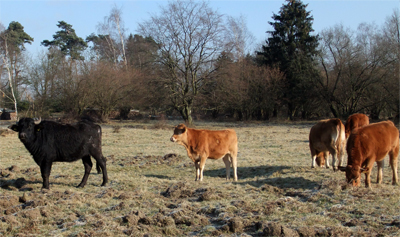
[338, 166, 347, 172]
[8, 124, 18, 132]
[360, 167, 370, 173]
[35, 123, 44, 132]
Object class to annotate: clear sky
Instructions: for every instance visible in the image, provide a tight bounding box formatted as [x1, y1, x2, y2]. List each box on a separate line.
[0, 0, 398, 56]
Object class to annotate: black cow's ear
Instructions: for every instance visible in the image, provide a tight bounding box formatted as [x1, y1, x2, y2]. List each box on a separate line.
[338, 166, 347, 172]
[35, 123, 44, 132]
[8, 124, 18, 132]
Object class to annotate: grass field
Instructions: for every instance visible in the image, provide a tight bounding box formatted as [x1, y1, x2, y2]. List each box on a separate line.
[1, 120, 400, 236]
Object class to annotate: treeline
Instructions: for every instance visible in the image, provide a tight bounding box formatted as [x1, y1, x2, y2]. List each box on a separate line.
[0, 0, 398, 124]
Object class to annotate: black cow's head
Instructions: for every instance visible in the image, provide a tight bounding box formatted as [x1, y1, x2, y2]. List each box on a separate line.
[9, 118, 42, 142]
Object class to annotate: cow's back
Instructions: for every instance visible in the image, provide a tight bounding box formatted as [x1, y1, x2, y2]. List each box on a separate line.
[310, 118, 343, 150]
[347, 121, 399, 164]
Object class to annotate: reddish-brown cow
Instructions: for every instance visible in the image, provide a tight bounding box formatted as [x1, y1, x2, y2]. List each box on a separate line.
[339, 121, 399, 188]
[345, 113, 369, 138]
[316, 152, 327, 167]
[309, 118, 346, 170]
[170, 124, 238, 181]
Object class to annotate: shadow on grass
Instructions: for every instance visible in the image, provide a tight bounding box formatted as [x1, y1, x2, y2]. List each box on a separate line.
[203, 165, 320, 190]
[145, 174, 173, 180]
[0, 176, 108, 190]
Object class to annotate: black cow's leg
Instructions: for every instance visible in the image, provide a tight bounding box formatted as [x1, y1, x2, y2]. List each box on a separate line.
[40, 161, 53, 190]
[98, 156, 108, 186]
[91, 151, 108, 186]
[96, 162, 102, 174]
[78, 155, 92, 188]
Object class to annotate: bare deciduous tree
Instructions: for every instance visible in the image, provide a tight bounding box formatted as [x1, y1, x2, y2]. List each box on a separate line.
[138, 0, 228, 124]
[226, 15, 255, 61]
[93, 5, 127, 68]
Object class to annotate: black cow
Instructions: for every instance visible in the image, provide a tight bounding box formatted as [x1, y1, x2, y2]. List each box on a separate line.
[9, 118, 108, 189]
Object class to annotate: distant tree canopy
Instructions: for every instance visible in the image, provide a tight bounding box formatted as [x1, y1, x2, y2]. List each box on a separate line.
[1, 21, 33, 53]
[258, 0, 320, 120]
[41, 21, 87, 60]
[1, 3, 398, 123]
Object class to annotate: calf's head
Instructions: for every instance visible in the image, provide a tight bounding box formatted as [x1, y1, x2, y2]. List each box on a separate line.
[9, 118, 42, 142]
[338, 165, 368, 187]
[170, 124, 187, 144]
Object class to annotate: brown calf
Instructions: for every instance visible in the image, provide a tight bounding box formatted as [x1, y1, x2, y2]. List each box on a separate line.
[309, 118, 346, 171]
[170, 124, 238, 181]
[339, 121, 399, 188]
[344, 113, 369, 138]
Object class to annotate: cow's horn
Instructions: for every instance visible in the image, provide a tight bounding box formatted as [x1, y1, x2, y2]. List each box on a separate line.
[34, 117, 41, 124]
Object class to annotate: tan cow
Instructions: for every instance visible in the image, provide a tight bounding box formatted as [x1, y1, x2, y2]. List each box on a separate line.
[309, 118, 346, 171]
[170, 124, 238, 181]
[339, 121, 399, 188]
[345, 113, 369, 138]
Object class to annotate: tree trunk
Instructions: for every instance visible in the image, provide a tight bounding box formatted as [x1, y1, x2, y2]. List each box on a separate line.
[179, 105, 193, 125]
[329, 104, 340, 118]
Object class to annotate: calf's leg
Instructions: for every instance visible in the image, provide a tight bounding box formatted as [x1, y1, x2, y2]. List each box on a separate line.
[78, 155, 92, 188]
[222, 155, 231, 180]
[198, 156, 207, 181]
[310, 147, 317, 168]
[194, 161, 200, 181]
[231, 152, 238, 181]
[40, 161, 53, 190]
[389, 146, 399, 185]
[91, 150, 108, 186]
[376, 160, 384, 184]
[327, 147, 337, 171]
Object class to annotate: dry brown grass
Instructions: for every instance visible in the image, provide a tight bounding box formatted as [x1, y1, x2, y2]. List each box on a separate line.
[1, 120, 400, 236]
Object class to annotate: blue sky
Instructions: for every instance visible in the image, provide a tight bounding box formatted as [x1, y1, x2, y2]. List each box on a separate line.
[0, 0, 398, 56]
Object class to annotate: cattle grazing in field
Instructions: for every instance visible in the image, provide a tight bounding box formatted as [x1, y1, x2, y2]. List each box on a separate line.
[309, 118, 346, 171]
[9, 118, 108, 189]
[339, 121, 399, 188]
[344, 113, 369, 138]
[170, 124, 238, 181]
[315, 151, 327, 167]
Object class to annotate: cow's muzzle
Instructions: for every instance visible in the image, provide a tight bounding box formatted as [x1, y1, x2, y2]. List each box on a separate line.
[170, 137, 176, 142]
[19, 133, 27, 141]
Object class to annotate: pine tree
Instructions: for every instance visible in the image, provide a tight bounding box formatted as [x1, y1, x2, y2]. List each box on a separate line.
[258, 0, 319, 120]
[42, 21, 87, 60]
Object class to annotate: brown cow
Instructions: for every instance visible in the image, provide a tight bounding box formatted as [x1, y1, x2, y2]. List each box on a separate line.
[345, 113, 369, 138]
[316, 152, 327, 167]
[339, 121, 399, 188]
[309, 118, 346, 170]
[170, 124, 238, 181]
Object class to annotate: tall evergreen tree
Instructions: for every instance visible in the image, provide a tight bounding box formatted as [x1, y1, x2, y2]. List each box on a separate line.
[258, 0, 319, 120]
[2, 21, 33, 53]
[41, 21, 87, 60]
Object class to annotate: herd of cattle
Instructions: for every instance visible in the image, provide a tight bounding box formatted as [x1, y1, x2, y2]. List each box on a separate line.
[5, 113, 399, 190]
